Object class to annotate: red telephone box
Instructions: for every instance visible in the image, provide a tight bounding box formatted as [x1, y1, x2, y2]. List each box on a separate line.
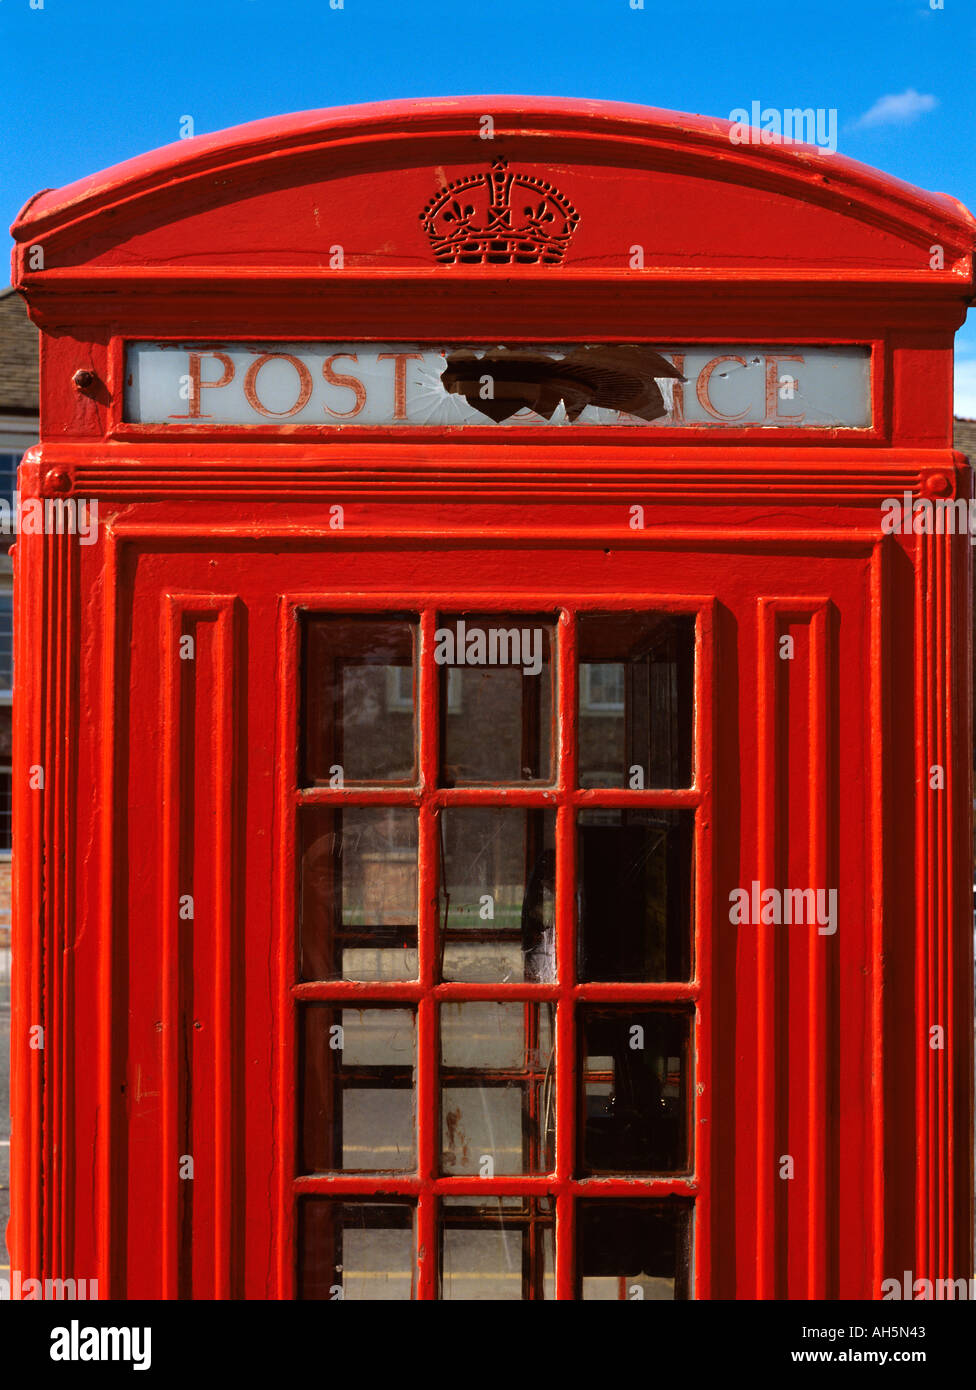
[8, 97, 975, 1300]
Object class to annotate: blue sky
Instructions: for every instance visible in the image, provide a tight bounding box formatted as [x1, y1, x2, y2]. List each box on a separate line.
[3, 0, 975, 411]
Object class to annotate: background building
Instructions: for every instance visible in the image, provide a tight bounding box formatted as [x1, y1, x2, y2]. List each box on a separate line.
[0, 287, 37, 951]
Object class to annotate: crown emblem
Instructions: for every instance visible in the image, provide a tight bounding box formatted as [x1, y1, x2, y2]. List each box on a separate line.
[420, 158, 580, 266]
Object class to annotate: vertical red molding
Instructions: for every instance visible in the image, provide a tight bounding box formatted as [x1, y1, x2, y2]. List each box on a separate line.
[756, 596, 836, 1299]
[693, 599, 716, 1302]
[9, 452, 44, 1286]
[43, 530, 63, 1280]
[160, 594, 243, 1299]
[755, 598, 776, 1299]
[33, 526, 75, 1281]
[160, 596, 180, 1298]
[934, 535, 947, 1279]
[40, 532, 56, 1279]
[554, 607, 577, 1301]
[97, 530, 121, 1297]
[211, 599, 242, 1298]
[806, 603, 833, 1302]
[914, 529, 937, 1283]
[10, 466, 82, 1291]
[868, 538, 890, 1297]
[52, 532, 65, 1279]
[274, 600, 299, 1301]
[416, 608, 438, 1300]
[952, 472, 975, 1282]
[914, 519, 974, 1285]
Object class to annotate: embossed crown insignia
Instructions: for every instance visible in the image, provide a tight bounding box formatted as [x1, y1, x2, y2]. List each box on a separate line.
[420, 158, 580, 266]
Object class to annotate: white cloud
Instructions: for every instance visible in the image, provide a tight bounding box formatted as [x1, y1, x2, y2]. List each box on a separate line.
[955, 357, 976, 420]
[853, 89, 938, 129]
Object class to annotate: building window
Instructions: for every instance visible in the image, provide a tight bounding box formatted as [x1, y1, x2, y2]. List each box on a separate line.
[0, 700, 10, 854]
[386, 664, 462, 713]
[0, 453, 19, 569]
[0, 766, 10, 854]
[0, 452, 21, 511]
[0, 594, 12, 692]
[580, 663, 625, 714]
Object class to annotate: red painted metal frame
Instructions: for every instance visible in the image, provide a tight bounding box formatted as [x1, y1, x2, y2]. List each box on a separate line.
[276, 591, 712, 1298]
[8, 96, 976, 1301]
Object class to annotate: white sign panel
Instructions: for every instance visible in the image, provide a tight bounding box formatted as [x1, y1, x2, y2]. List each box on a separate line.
[124, 342, 872, 428]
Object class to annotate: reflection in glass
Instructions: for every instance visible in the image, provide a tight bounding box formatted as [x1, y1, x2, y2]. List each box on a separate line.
[303, 616, 417, 784]
[300, 1200, 415, 1300]
[300, 806, 418, 981]
[577, 613, 694, 788]
[577, 809, 693, 982]
[439, 808, 555, 983]
[580, 1009, 691, 1174]
[438, 614, 554, 784]
[440, 1197, 554, 1300]
[578, 1201, 691, 1300]
[301, 1005, 416, 1173]
[440, 1002, 555, 1174]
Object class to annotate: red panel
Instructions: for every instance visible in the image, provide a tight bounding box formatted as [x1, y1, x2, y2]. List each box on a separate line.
[20, 532, 911, 1296]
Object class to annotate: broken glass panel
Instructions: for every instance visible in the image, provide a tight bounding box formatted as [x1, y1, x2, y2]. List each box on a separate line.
[127, 343, 872, 428]
[580, 1008, 692, 1174]
[577, 809, 694, 982]
[578, 1201, 692, 1300]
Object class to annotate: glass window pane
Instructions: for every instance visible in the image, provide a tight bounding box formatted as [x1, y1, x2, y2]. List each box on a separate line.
[303, 615, 417, 784]
[440, 1002, 555, 1174]
[580, 1008, 691, 1175]
[0, 454, 19, 514]
[301, 1005, 416, 1172]
[0, 594, 12, 690]
[578, 809, 693, 982]
[440, 1197, 554, 1300]
[300, 1200, 415, 1300]
[578, 1201, 691, 1300]
[578, 613, 694, 788]
[300, 806, 418, 981]
[438, 613, 555, 784]
[0, 768, 10, 853]
[439, 808, 555, 983]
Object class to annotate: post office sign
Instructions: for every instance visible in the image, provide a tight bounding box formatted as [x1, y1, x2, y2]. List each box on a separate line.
[124, 342, 872, 428]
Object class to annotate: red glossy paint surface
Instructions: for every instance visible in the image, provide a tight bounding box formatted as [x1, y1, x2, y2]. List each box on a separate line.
[7, 97, 975, 1299]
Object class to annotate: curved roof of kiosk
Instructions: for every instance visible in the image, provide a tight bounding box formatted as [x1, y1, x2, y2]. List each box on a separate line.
[9, 96, 976, 292]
